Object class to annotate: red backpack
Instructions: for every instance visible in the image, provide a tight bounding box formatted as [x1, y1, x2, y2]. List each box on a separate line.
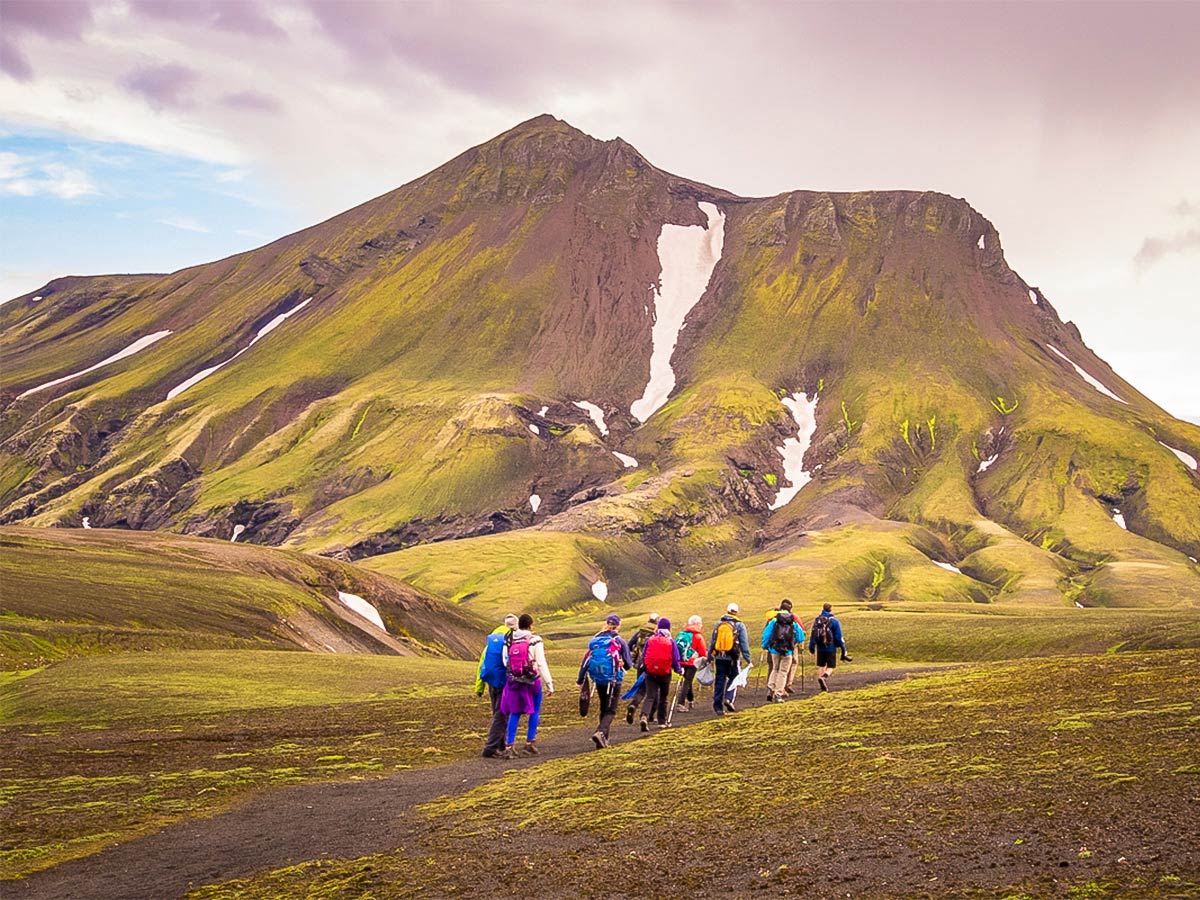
[642, 633, 674, 676]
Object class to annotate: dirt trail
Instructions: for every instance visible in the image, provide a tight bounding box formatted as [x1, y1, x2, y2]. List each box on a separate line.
[8, 668, 917, 900]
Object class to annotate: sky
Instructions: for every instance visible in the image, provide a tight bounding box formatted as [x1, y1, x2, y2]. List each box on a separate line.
[1, 0, 1197, 423]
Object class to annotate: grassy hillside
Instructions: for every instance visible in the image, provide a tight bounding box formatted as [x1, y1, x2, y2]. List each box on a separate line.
[185, 650, 1200, 900]
[0, 527, 481, 668]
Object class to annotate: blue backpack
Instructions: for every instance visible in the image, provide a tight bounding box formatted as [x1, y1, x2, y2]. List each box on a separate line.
[585, 633, 622, 685]
[479, 631, 508, 688]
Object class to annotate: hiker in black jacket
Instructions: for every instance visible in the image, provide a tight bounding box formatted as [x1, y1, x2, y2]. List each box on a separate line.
[808, 602, 851, 691]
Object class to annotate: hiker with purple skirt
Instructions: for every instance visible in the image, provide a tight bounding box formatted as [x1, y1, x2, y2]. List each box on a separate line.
[500, 613, 554, 757]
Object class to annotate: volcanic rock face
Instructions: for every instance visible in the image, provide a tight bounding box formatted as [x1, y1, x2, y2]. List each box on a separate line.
[1, 115, 1197, 606]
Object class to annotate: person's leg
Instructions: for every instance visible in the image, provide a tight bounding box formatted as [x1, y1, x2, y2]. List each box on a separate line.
[680, 667, 696, 708]
[527, 689, 543, 742]
[765, 653, 782, 697]
[784, 653, 798, 692]
[506, 713, 520, 746]
[484, 684, 507, 754]
[713, 660, 730, 711]
[597, 683, 618, 739]
[656, 675, 670, 724]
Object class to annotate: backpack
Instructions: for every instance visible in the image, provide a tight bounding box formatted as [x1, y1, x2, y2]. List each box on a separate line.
[507, 635, 538, 683]
[479, 631, 508, 688]
[675, 630, 697, 663]
[713, 620, 736, 654]
[812, 615, 834, 648]
[630, 627, 654, 667]
[768, 612, 796, 653]
[585, 633, 622, 685]
[642, 633, 674, 677]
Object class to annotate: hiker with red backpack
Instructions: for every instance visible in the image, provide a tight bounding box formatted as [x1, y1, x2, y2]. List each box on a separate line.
[577, 613, 633, 749]
[624, 612, 660, 725]
[707, 603, 751, 715]
[673, 615, 707, 713]
[500, 613, 554, 757]
[638, 617, 682, 730]
[808, 602, 851, 691]
[761, 599, 805, 702]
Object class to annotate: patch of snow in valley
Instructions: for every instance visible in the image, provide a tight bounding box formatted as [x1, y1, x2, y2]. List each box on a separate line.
[337, 591, 386, 631]
[631, 201, 725, 423]
[528, 423, 540, 435]
[612, 451, 638, 468]
[1028, 289, 1038, 305]
[1048, 346, 1127, 404]
[573, 400, 609, 436]
[167, 297, 311, 400]
[231, 524, 245, 542]
[591, 580, 608, 602]
[978, 453, 1000, 473]
[769, 392, 819, 510]
[1075, 601, 1085, 609]
[538, 406, 549, 417]
[1159, 441, 1198, 471]
[81, 517, 91, 529]
[933, 560, 962, 574]
[1111, 509, 1127, 530]
[529, 494, 541, 513]
[19, 330, 173, 399]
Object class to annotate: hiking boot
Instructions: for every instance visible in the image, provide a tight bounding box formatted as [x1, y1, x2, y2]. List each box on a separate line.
[818, 675, 829, 692]
[599, 732, 610, 748]
[626, 705, 636, 725]
[784, 686, 794, 695]
[841, 654, 854, 662]
[639, 717, 649, 732]
[724, 700, 737, 713]
[714, 707, 725, 717]
[662, 721, 673, 728]
[521, 741, 539, 756]
[500, 744, 519, 759]
[481, 748, 502, 758]
[591, 731, 604, 750]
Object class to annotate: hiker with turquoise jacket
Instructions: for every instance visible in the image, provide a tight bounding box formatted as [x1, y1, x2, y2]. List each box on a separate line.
[761, 599, 804, 702]
[500, 613, 554, 758]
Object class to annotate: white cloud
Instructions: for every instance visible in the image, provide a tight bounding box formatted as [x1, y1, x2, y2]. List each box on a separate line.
[157, 215, 209, 233]
[0, 152, 97, 198]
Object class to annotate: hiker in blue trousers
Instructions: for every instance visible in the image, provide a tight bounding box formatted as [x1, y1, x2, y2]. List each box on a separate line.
[706, 603, 751, 715]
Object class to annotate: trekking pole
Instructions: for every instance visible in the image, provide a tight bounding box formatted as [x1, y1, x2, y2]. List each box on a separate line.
[755, 650, 765, 696]
[666, 676, 682, 726]
[800, 649, 805, 692]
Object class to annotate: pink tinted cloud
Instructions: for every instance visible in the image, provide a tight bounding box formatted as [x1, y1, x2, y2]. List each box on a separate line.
[129, 0, 286, 40]
[121, 62, 199, 110]
[221, 90, 282, 114]
[0, 0, 93, 80]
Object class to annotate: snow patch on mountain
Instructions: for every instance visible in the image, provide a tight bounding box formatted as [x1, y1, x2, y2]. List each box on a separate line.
[631, 201, 725, 423]
[1029, 289, 1038, 305]
[337, 591, 386, 631]
[1112, 509, 1127, 530]
[538, 406, 549, 417]
[529, 494, 541, 513]
[933, 560, 962, 574]
[168, 298, 311, 400]
[978, 453, 1000, 473]
[528, 424, 540, 435]
[573, 401, 608, 436]
[81, 517, 91, 529]
[769, 392, 819, 510]
[1159, 442, 1198, 471]
[977, 234, 985, 250]
[19, 330, 173, 399]
[31, 295, 42, 302]
[1048, 346, 1127, 404]
[612, 452, 638, 468]
[231, 524, 245, 542]
[591, 580, 608, 602]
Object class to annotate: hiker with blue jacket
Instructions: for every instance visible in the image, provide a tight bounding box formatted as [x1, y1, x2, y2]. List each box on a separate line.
[577, 613, 633, 749]
[707, 603, 751, 715]
[808, 602, 851, 691]
[761, 599, 805, 702]
[476, 612, 519, 758]
[500, 613, 554, 758]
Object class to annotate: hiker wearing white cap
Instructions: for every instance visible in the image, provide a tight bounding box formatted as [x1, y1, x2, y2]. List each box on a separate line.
[706, 603, 751, 715]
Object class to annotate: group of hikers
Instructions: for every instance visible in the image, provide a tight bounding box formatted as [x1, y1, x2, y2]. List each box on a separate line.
[475, 601, 850, 758]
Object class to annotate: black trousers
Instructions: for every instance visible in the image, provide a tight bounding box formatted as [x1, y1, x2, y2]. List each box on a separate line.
[641, 672, 672, 724]
[679, 665, 697, 702]
[483, 683, 507, 753]
[595, 682, 620, 737]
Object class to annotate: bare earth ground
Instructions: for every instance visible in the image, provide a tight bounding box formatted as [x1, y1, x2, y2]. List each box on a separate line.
[5, 668, 909, 900]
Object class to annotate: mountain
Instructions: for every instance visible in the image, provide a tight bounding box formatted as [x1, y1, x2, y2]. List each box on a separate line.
[2, 115, 1198, 609]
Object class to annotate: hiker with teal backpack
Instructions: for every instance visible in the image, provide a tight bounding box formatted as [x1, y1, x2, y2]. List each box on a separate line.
[760, 599, 804, 702]
[808, 602, 851, 692]
[577, 613, 633, 749]
[638, 617, 682, 731]
[500, 613, 554, 758]
[673, 615, 707, 714]
[476, 612, 519, 758]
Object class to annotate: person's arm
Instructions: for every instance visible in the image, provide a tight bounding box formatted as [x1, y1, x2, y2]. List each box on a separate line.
[760, 620, 773, 651]
[834, 619, 847, 653]
[671, 640, 682, 674]
[694, 631, 707, 658]
[738, 622, 751, 664]
[619, 637, 633, 670]
[707, 626, 718, 660]
[793, 622, 805, 648]
[533, 639, 554, 693]
[577, 651, 590, 686]
[808, 623, 816, 654]
[475, 642, 488, 695]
